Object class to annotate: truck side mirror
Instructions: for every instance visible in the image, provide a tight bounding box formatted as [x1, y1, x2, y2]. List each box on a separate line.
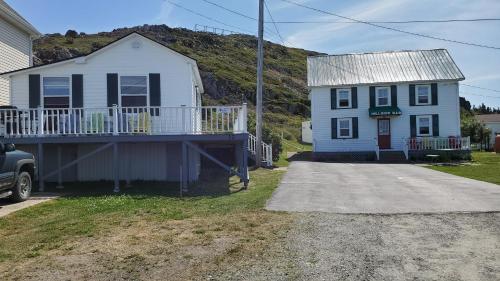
[4, 143, 15, 152]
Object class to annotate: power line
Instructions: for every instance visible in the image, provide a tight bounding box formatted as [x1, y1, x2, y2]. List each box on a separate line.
[461, 92, 500, 99]
[264, 0, 286, 45]
[166, 1, 255, 35]
[200, 0, 283, 42]
[277, 0, 500, 51]
[267, 18, 500, 24]
[462, 83, 500, 93]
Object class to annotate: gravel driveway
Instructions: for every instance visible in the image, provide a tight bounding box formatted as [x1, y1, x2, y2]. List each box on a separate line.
[267, 161, 500, 213]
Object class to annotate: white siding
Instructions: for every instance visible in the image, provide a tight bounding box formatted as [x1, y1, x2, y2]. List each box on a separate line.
[484, 122, 500, 144]
[9, 34, 197, 108]
[311, 82, 461, 152]
[0, 16, 31, 105]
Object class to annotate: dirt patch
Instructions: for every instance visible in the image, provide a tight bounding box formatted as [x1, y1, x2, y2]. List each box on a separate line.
[0, 211, 293, 281]
[288, 212, 500, 281]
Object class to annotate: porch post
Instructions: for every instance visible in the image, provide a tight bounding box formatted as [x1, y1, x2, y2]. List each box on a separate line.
[113, 142, 120, 193]
[182, 141, 188, 191]
[242, 137, 249, 188]
[56, 145, 64, 189]
[37, 106, 44, 136]
[37, 142, 44, 192]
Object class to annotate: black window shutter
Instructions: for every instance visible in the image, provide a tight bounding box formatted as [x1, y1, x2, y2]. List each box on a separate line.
[72, 74, 83, 108]
[28, 74, 40, 108]
[410, 115, 417, 137]
[149, 73, 161, 116]
[351, 87, 358, 108]
[432, 114, 439, 136]
[330, 89, 337, 110]
[369, 86, 375, 108]
[431, 83, 438, 105]
[331, 118, 337, 139]
[391, 85, 397, 107]
[352, 117, 359, 139]
[409, 84, 416, 106]
[107, 73, 118, 107]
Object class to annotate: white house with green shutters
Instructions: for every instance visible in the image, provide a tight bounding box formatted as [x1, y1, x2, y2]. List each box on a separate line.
[307, 49, 470, 161]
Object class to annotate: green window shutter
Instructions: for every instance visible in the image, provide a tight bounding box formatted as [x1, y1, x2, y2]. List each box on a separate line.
[331, 89, 337, 109]
[28, 74, 41, 108]
[352, 117, 359, 139]
[431, 83, 438, 105]
[409, 84, 416, 106]
[331, 118, 337, 139]
[369, 86, 375, 108]
[107, 73, 118, 107]
[72, 74, 84, 108]
[391, 85, 398, 107]
[432, 114, 439, 136]
[410, 115, 416, 137]
[351, 87, 358, 108]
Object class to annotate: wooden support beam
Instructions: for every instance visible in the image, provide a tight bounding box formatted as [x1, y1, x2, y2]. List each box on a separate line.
[56, 145, 64, 189]
[37, 143, 44, 192]
[42, 142, 114, 180]
[113, 142, 120, 193]
[182, 141, 188, 191]
[184, 141, 244, 179]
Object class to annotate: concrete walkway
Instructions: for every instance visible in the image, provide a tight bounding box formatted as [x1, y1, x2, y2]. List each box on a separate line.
[266, 161, 500, 214]
[0, 193, 58, 218]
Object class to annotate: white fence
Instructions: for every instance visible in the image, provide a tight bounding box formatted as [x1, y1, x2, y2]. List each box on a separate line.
[248, 133, 273, 167]
[406, 137, 471, 151]
[0, 105, 247, 137]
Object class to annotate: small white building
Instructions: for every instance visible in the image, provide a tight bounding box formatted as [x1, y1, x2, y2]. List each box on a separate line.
[476, 114, 500, 146]
[308, 49, 470, 160]
[0, 32, 258, 191]
[0, 1, 41, 104]
[301, 121, 312, 143]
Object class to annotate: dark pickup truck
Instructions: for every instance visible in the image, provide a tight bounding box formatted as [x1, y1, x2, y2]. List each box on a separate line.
[0, 143, 36, 202]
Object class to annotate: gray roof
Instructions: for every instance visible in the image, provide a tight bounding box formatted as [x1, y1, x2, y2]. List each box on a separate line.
[476, 114, 500, 123]
[307, 49, 465, 87]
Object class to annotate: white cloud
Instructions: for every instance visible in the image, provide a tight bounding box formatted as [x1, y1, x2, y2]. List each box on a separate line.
[154, 1, 177, 26]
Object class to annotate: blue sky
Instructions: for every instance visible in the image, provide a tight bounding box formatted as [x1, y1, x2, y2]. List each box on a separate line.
[7, 0, 500, 107]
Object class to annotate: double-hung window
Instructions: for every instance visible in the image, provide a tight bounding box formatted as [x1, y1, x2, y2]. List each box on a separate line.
[417, 115, 432, 136]
[338, 118, 352, 138]
[120, 76, 147, 107]
[375, 87, 390, 107]
[416, 84, 431, 105]
[43, 77, 70, 108]
[337, 88, 351, 108]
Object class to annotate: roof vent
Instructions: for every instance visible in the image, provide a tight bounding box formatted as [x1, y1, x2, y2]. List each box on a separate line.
[131, 40, 142, 49]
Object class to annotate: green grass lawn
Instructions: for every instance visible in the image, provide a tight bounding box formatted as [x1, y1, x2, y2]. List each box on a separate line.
[0, 169, 285, 266]
[428, 152, 500, 185]
[275, 139, 312, 167]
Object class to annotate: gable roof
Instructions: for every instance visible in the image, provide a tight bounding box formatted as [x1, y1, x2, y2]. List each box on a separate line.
[0, 0, 41, 37]
[476, 114, 500, 123]
[307, 49, 465, 87]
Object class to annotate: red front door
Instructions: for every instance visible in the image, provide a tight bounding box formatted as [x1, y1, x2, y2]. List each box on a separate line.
[378, 119, 391, 149]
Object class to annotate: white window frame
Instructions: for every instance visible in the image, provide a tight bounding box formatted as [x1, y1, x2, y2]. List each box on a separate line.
[416, 84, 431, 105]
[119, 75, 149, 107]
[41, 76, 72, 108]
[416, 115, 432, 137]
[337, 88, 351, 109]
[375, 86, 391, 107]
[337, 118, 352, 138]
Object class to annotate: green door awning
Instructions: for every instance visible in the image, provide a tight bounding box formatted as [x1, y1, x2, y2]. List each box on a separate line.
[369, 106, 402, 117]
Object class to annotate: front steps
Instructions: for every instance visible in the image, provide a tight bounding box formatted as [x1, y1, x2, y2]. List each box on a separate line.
[378, 150, 407, 163]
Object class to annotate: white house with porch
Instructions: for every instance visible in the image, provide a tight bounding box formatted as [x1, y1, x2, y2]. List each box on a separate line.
[0, 32, 272, 191]
[308, 49, 470, 161]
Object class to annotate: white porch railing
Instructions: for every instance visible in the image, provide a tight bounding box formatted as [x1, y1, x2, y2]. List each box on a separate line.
[248, 133, 273, 167]
[406, 136, 471, 151]
[0, 105, 247, 137]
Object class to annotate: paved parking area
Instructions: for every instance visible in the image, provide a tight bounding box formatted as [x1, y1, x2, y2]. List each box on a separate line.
[266, 162, 500, 213]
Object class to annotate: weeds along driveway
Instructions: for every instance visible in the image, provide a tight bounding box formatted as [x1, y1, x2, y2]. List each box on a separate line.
[266, 161, 500, 214]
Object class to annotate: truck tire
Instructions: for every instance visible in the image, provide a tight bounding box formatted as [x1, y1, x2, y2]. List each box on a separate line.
[10, 171, 32, 203]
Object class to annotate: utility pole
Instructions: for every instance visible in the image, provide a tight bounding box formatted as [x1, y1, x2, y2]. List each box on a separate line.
[255, 0, 264, 166]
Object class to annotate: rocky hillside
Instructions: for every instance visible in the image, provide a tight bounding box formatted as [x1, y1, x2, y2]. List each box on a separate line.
[33, 24, 320, 139]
